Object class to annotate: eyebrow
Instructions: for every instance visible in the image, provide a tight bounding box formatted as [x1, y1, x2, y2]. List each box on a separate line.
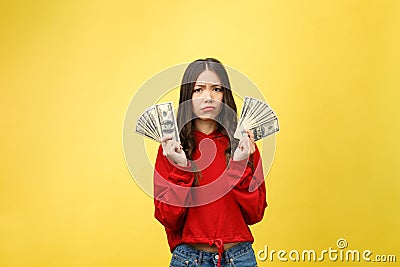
[194, 83, 222, 87]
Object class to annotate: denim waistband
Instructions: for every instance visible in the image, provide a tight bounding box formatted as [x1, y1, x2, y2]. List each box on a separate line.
[173, 242, 253, 264]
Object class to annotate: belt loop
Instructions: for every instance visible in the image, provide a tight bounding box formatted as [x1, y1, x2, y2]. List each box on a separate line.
[198, 250, 203, 265]
[224, 249, 230, 264]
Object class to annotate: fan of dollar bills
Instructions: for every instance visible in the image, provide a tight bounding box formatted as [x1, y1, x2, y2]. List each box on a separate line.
[135, 102, 180, 143]
[234, 96, 279, 141]
[135, 97, 279, 143]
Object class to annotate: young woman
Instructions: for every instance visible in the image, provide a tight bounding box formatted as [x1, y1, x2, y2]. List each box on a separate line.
[154, 58, 267, 267]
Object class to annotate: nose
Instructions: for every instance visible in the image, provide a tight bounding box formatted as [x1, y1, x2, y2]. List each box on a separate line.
[202, 88, 212, 99]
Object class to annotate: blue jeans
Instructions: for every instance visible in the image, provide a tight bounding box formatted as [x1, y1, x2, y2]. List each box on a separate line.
[169, 242, 258, 267]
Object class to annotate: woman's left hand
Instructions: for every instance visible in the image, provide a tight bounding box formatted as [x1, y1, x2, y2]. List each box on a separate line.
[233, 130, 256, 161]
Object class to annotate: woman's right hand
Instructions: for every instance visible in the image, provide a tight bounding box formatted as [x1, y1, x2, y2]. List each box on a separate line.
[161, 134, 188, 167]
[233, 130, 256, 161]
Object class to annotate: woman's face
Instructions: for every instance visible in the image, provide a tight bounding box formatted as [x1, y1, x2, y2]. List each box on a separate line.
[191, 70, 224, 121]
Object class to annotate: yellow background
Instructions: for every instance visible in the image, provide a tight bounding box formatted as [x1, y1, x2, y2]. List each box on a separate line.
[1, 0, 399, 266]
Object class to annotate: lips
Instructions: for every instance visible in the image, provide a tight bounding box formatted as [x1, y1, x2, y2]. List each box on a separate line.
[201, 106, 216, 111]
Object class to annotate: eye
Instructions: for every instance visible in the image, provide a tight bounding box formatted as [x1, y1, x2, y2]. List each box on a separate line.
[213, 87, 223, 92]
[193, 88, 202, 93]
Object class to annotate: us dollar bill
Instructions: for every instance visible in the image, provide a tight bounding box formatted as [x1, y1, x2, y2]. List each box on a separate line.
[250, 118, 279, 141]
[236, 118, 279, 141]
[237, 96, 251, 127]
[135, 122, 159, 142]
[135, 107, 161, 142]
[155, 102, 180, 142]
[234, 96, 279, 141]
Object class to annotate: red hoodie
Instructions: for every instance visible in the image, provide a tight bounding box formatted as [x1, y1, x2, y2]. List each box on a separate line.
[154, 129, 267, 266]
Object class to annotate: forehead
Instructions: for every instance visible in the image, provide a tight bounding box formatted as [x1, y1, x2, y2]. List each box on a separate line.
[195, 70, 222, 85]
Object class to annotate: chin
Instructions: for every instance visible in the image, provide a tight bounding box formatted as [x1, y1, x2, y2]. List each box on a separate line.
[197, 115, 217, 121]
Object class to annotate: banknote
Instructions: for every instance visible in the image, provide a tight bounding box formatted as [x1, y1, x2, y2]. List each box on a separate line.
[234, 96, 279, 141]
[135, 102, 180, 143]
[249, 118, 279, 141]
[135, 107, 161, 142]
[155, 102, 180, 142]
[135, 122, 159, 142]
[237, 96, 251, 127]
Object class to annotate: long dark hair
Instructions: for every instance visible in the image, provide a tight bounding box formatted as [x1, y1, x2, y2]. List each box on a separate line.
[177, 58, 239, 184]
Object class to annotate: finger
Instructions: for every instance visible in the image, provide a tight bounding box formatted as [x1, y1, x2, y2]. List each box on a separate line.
[250, 139, 255, 149]
[241, 133, 250, 142]
[241, 137, 249, 146]
[161, 134, 173, 144]
[244, 131, 255, 155]
[161, 145, 168, 156]
[238, 139, 245, 151]
[163, 140, 175, 155]
[238, 139, 247, 153]
[162, 144, 168, 156]
[178, 144, 183, 153]
[238, 135, 247, 145]
[246, 135, 254, 148]
[249, 144, 255, 154]
[173, 143, 182, 153]
[242, 139, 250, 151]
[246, 129, 255, 143]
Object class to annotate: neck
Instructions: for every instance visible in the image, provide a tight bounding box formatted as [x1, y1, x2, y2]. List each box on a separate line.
[194, 119, 218, 135]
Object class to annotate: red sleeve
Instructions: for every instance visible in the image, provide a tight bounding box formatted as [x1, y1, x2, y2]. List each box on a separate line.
[226, 145, 268, 225]
[153, 145, 195, 231]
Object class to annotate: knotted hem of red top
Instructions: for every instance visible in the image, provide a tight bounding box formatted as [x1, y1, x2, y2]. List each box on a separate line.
[208, 238, 224, 267]
[178, 236, 255, 264]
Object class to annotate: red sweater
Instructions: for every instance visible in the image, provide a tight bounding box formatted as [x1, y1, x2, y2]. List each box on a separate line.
[154, 129, 267, 265]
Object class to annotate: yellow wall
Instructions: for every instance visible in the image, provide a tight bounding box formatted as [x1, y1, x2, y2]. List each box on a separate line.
[1, 0, 399, 266]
